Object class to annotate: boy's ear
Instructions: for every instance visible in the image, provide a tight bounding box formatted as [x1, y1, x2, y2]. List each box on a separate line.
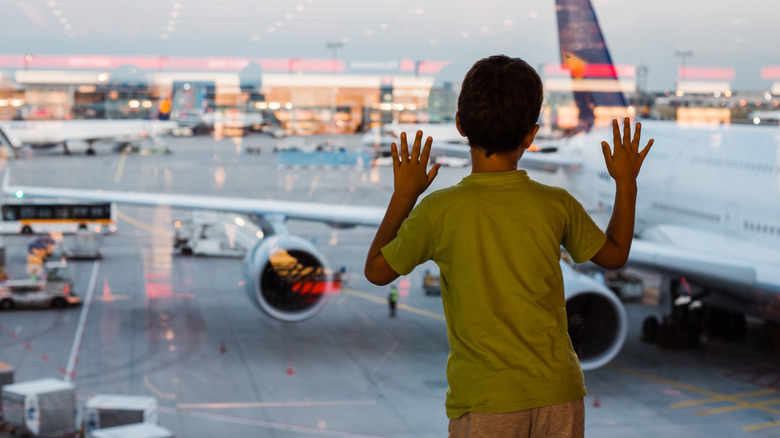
[455, 112, 466, 137]
[522, 124, 540, 149]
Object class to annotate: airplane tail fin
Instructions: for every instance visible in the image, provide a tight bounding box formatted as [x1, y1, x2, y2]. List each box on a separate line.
[555, 0, 629, 131]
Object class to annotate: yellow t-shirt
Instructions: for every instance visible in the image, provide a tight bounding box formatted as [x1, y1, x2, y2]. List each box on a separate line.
[381, 170, 606, 419]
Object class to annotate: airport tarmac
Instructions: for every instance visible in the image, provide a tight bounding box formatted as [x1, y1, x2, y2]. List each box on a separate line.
[1, 133, 779, 437]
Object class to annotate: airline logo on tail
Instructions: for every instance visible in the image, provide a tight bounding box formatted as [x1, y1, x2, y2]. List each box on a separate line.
[555, 0, 629, 131]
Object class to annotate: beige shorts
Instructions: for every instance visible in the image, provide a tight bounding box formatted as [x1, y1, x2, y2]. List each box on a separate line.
[448, 398, 585, 438]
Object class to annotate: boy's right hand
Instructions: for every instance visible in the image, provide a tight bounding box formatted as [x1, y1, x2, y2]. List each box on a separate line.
[601, 118, 653, 182]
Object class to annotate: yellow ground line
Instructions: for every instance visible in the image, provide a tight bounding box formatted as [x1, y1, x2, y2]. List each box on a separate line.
[117, 209, 173, 236]
[696, 397, 780, 416]
[177, 400, 376, 410]
[669, 389, 779, 409]
[744, 419, 780, 432]
[114, 151, 127, 183]
[341, 288, 446, 322]
[610, 365, 780, 431]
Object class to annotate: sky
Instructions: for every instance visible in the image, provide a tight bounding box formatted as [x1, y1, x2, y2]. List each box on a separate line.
[1, 0, 778, 91]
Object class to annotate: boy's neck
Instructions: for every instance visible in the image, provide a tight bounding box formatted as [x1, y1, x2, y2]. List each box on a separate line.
[470, 147, 525, 174]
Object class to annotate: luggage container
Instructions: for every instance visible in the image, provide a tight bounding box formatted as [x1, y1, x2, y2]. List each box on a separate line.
[90, 423, 173, 438]
[64, 229, 103, 259]
[0, 361, 13, 420]
[1, 378, 75, 437]
[84, 394, 157, 436]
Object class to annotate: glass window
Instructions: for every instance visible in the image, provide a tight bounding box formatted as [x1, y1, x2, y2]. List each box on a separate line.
[2, 2, 778, 437]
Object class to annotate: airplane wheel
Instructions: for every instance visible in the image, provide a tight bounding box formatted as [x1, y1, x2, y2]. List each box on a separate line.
[642, 316, 659, 343]
[181, 247, 194, 256]
[51, 297, 67, 308]
[0, 299, 14, 310]
[657, 320, 676, 348]
[21, 226, 33, 235]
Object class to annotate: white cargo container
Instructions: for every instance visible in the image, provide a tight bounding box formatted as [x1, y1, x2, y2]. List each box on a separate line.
[1, 378, 75, 437]
[84, 394, 157, 436]
[0, 361, 13, 420]
[90, 423, 173, 438]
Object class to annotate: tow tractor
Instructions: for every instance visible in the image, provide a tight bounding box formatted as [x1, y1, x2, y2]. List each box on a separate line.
[0, 260, 80, 310]
[423, 270, 441, 296]
[173, 211, 265, 257]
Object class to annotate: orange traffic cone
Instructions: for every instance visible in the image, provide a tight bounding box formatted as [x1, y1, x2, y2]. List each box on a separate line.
[219, 340, 226, 354]
[592, 395, 601, 408]
[286, 360, 294, 375]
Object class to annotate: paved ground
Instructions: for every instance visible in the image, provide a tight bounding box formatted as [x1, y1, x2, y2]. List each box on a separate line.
[0, 133, 778, 437]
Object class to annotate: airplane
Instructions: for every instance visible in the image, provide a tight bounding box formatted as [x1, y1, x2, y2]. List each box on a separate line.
[511, 0, 780, 347]
[0, 166, 627, 371]
[0, 119, 179, 156]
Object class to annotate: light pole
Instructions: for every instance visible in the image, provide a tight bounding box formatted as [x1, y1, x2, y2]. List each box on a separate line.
[675, 49, 693, 96]
[289, 58, 298, 131]
[326, 42, 343, 133]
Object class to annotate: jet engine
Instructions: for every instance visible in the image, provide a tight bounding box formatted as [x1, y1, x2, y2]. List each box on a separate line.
[244, 234, 339, 322]
[561, 261, 628, 370]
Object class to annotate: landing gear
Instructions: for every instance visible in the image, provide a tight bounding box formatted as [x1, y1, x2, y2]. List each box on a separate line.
[642, 278, 704, 348]
[702, 306, 746, 341]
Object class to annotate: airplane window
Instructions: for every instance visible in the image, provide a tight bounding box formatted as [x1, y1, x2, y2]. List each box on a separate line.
[2, 1, 779, 437]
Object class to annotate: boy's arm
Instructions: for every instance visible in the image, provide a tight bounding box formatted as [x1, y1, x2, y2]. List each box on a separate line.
[365, 131, 440, 286]
[590, 118, 653, 270]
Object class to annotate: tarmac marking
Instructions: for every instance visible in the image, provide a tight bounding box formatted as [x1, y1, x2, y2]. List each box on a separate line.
[341, 288, 446, 322]
[669, 389, 779, 408]
[158, 406, 388, 438]
[64, 260, 101, 382]
[114, 150, 128, 182]
[116, 209, 173, 236]
[177, 400, 376, 409]
[611, 365, 780, 431]
[696, 397, 780, 416]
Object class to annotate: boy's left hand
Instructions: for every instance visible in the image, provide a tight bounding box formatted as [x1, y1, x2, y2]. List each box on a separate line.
[391, 130, 440, 198]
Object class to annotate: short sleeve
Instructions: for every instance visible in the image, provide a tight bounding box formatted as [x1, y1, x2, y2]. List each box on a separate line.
[381, 201, 436, 276]
[561, 193, 607, 264]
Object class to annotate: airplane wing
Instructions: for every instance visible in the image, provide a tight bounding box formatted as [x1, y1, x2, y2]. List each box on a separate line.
[519, 151, 582, 172]
[627, 225, 780, 296]
[2, 172, 385, 229]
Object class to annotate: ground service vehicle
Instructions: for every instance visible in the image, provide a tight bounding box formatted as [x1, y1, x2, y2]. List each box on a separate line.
[0, 199, 117, 235]
[0, 261, 80, 310]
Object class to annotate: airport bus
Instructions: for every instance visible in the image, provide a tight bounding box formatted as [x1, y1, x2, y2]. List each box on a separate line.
[0, 200, 117, 235]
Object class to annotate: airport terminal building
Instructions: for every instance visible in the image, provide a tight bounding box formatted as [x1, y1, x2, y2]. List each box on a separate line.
[0, 54, 454, 135]
[1, 54, 779, 134]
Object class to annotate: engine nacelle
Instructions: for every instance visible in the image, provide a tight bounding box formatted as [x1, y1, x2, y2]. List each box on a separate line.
[244, 234, 338, 322]
[561, 261, 628, 370]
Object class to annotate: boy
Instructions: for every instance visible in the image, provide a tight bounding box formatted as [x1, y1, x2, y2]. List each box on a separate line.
[364, 55, 652, 437]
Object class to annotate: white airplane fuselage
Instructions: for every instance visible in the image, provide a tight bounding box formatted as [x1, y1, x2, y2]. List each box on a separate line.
[0, 119, 178, 148]
[556, 120, 780, 316]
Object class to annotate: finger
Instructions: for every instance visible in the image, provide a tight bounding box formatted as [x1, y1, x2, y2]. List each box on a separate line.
[420, 136, 433, 166]
[427, 163, 441, 186]
[411, 130, 423, 162]
[632, 122, 641, 148]
[601, 141, 613, 169]
[639, 138, 654, 161]
[622, 117, 631, 148]
[400, 132, 409, 162]
[390, 142, 399, 167]
[611, 119, 620, 148]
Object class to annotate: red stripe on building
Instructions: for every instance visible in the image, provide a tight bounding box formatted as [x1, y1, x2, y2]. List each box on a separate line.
[678, 67, 735, 80]
[761, 66, 780, 80]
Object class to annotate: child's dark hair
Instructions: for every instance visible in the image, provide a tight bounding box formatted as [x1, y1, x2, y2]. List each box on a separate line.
[456, 55, 543, 156]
